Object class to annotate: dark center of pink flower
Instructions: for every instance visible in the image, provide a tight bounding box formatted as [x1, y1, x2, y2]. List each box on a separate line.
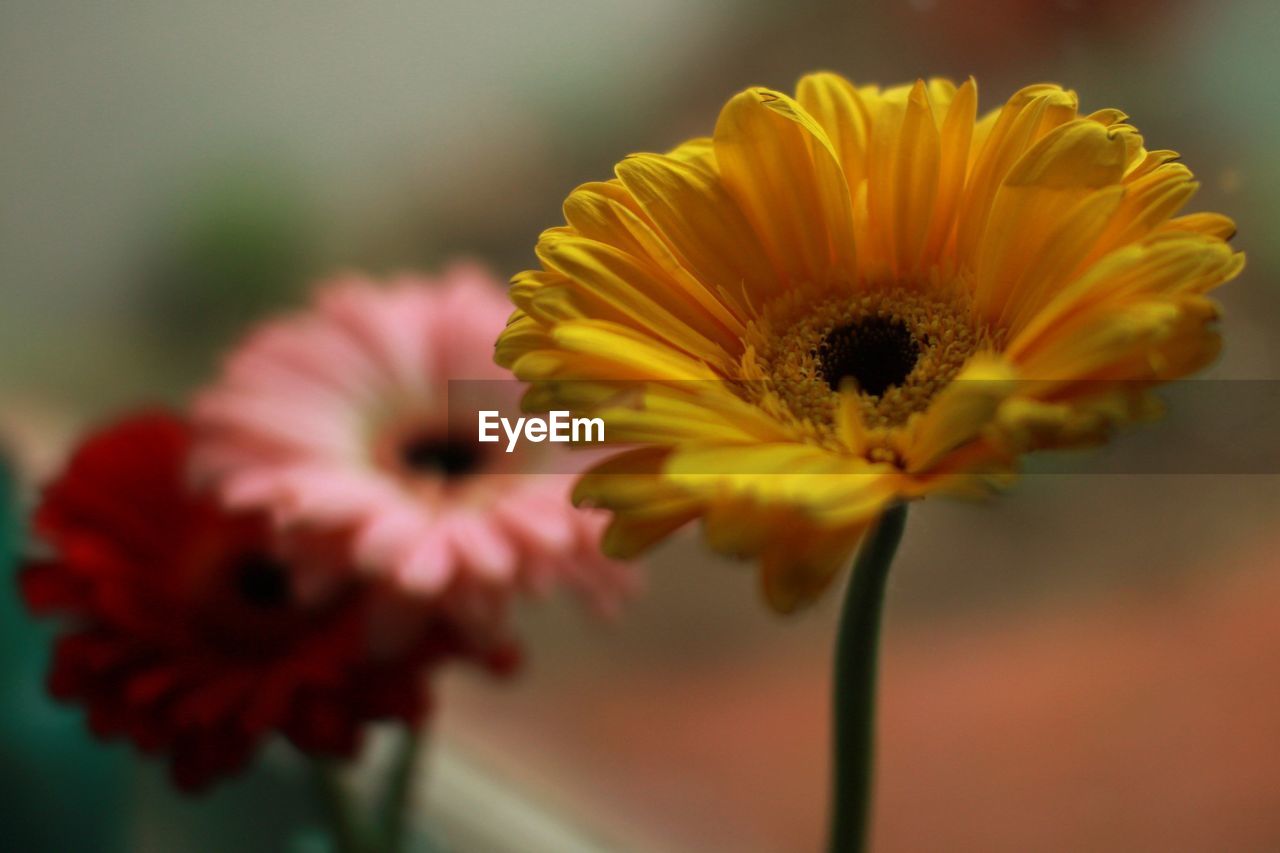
[817, 315, 920, 396]
[233, 553, 291, 608]
[400, 435, 482, 479]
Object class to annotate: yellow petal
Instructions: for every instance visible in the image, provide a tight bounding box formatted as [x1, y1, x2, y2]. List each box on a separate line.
[714, 87, 856, 285]
[664, 444, 895, 525]
[666, 136, 714, 171]
[1009, 236, 1241, 366]
[904, 355, 1017, 473]
[594, 384, 794, 445]
[955, 85, 1079, 266]
[796, 71, 873, 191]
[922, 77, 977, 264]
[972, 120, 1128, 323]
[866, 80, 942, 276]
[564, 182, 748, 335]
[615, 152, 782, 303]
[493, 312, 551, 368]
[573, 448, 702, 558]
[760, 521, 872, 613]
[1160, 211, 1237, 241]
[536, 234, 736, 367]
[1085, 163, 1198, 261]
[551, 320, 720, 380]
[1001, 185, 1126, 334]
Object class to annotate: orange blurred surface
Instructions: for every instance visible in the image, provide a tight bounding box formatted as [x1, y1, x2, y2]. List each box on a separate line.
[442, 533, 1280, 852]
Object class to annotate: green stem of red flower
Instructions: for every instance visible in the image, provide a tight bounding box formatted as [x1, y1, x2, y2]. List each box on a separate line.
[828, 503, 908, 853]
[313, 760, 369, 853]
[378, 724, 424, 853]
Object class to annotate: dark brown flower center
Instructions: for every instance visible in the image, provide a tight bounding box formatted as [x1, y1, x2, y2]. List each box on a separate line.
[233, 553, 291, 609]
[400, 435, 482, 478]
[817, 315, 921, 396]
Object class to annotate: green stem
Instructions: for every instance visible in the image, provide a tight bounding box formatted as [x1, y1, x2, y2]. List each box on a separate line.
[378, 725, 425, 853]
[827, 503, 908, 853]
[312, 760, 367, 853]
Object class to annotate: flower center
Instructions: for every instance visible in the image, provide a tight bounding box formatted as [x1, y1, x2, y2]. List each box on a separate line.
[743, 283, 997, 439]
[233, 553, 291, 608]
[400, 435, 481, 478]
[817, 315, 921, 396]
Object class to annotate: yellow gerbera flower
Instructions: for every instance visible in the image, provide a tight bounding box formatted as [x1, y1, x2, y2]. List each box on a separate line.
[495, 74, 1242, 613]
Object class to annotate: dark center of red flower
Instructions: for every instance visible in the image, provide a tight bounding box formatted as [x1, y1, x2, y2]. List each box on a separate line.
[817, 315, 920, 396]
[233, 552, 291, 608]
[400, 435, 482, 479]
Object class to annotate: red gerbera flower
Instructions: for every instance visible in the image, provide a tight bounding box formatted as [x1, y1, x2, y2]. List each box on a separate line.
[18, 412, 516, 791]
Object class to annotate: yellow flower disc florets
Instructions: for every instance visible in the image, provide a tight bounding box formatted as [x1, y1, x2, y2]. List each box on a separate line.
[746, 281, 1001, 436]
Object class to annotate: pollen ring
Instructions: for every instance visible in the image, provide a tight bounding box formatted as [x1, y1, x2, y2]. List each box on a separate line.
[745, 284, 993, 434]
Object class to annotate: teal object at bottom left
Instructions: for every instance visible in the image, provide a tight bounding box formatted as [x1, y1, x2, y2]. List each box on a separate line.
[0, 453, 130, 853]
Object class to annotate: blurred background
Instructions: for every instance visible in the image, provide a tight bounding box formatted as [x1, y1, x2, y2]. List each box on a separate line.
[3, 1, 1280, 850]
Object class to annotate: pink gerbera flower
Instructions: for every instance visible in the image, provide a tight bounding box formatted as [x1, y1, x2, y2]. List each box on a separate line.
[192, 264, 632, 614]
